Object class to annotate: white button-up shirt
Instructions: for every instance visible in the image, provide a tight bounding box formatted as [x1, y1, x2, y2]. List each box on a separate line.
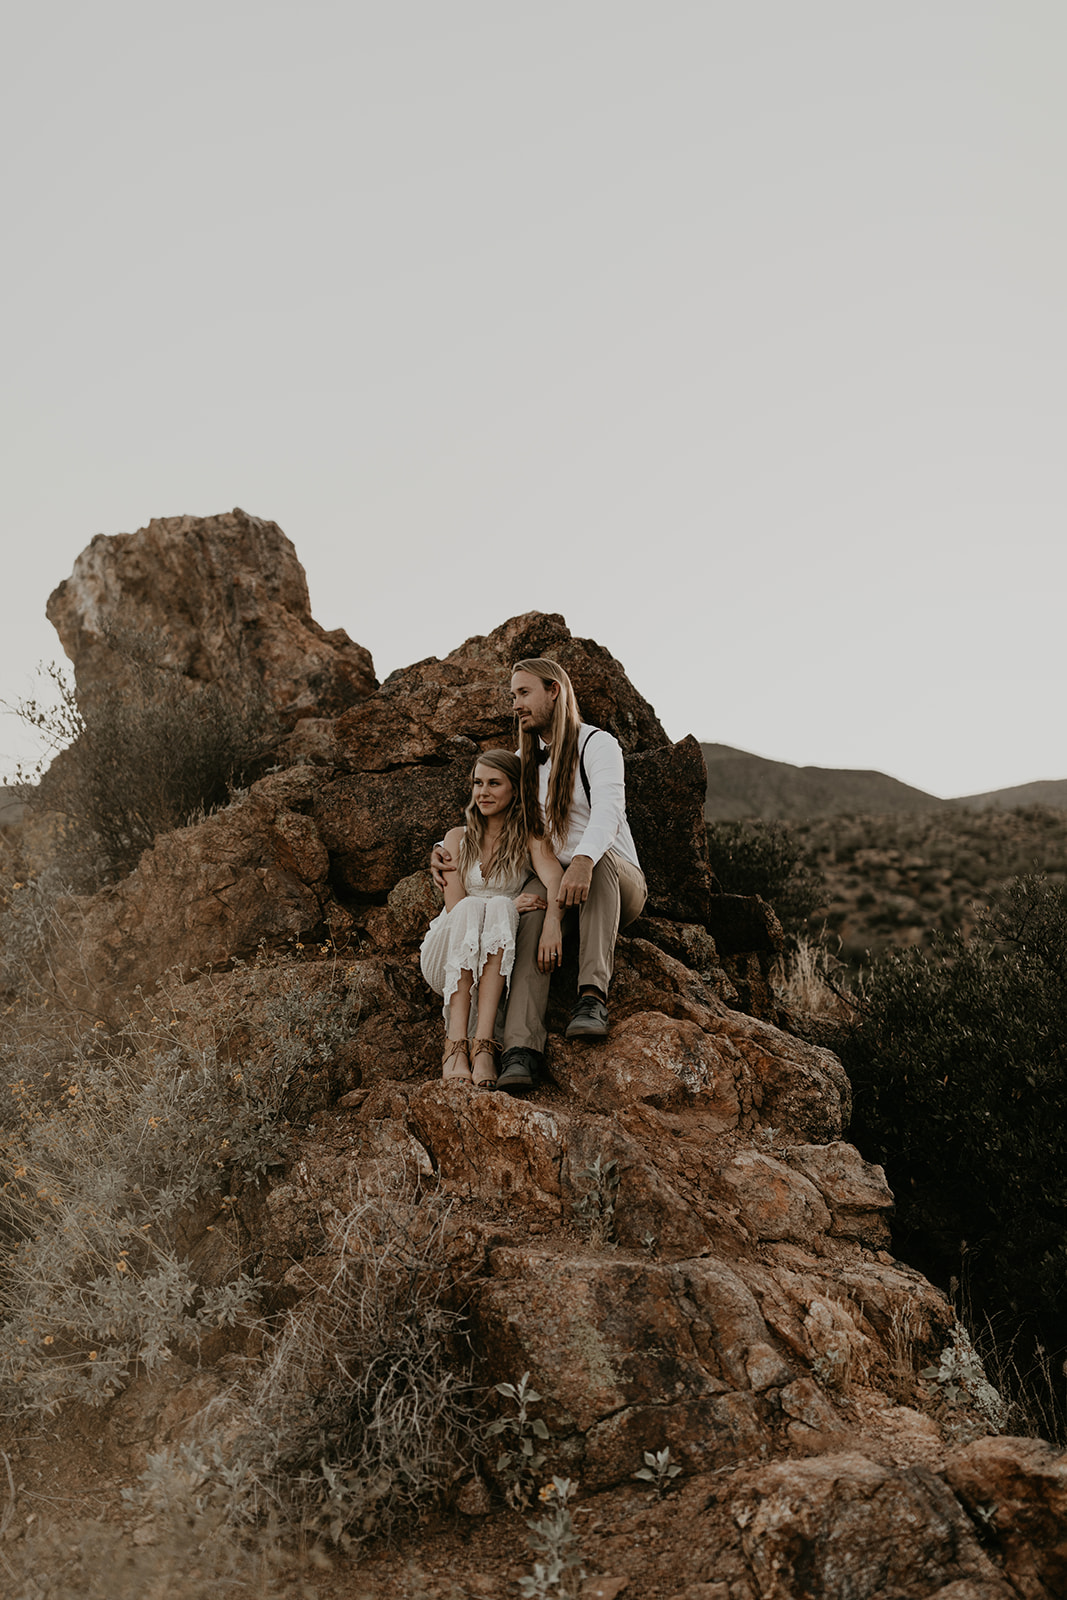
[536, 724, 641, 869]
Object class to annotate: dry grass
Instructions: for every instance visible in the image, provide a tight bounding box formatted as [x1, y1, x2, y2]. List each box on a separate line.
[774, 935, 855, 1024]
[125, 1172, 479, 1551]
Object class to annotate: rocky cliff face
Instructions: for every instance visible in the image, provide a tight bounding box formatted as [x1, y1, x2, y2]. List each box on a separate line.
[46, 507, 376, 724]
[11, 515, 1067, 1599]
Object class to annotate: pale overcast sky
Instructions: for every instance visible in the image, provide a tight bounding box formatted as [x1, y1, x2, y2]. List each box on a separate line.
[3, 2, 1065, 799]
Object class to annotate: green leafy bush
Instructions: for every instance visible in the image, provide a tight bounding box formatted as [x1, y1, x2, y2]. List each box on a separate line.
[487, 1370, 550, 1509]
[706, 819, 823, 935]
[519, 1476, 584, 1599]
[841, 874, 1067, 1429]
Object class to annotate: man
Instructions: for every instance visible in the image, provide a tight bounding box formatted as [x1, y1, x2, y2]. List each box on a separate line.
[435, 657, 646, 1092]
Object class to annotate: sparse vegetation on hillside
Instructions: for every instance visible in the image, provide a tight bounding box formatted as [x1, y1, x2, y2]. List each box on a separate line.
[0, 901, 479, 1577]
[794, 805, 1067, 968]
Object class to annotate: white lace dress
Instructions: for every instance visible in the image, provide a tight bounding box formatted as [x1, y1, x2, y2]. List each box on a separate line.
[419, 858, 528, 1019]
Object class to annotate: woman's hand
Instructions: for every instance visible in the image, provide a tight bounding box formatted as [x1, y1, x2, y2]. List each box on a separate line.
[515, 892, 548, 915]
[538, 915, 563, 973]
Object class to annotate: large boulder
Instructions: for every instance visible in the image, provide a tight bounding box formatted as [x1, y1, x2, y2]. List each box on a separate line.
[287, 609, 712, 923]
[46, 507, 376, 725]
[47, 768, 336, 1016]
[285, 610, 668, 771]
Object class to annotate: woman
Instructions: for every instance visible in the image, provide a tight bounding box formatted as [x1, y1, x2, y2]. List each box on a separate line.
[420, 750, 563, 1089]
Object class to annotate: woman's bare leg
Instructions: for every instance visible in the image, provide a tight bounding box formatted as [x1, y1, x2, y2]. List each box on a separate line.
[471, 950, 505, 1088]
[443, 971, 474, 1081]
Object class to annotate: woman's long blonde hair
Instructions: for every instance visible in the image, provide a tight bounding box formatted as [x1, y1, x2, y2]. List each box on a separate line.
[457, 750, 530, 888]
[512, 658, 583, 849]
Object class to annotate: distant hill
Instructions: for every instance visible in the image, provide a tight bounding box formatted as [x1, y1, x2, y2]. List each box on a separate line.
[698, 745, 1067, 970]
[701, 743, 1067, 821]
[701, 744, 941, 820]
[953, 777, 1067, 811]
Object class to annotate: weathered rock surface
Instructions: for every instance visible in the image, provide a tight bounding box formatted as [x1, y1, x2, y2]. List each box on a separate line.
[12, 529, 1066, 1597]
[49, 767, 337, 1016]
[945, 1436, 1067, 1596]
[46, 507, 376, 723]
[45, 608, 719, 1010]
[285, 610, 668, 772]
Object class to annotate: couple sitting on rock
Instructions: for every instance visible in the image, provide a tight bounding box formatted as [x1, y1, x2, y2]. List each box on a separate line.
[421, 658, 646, 1093]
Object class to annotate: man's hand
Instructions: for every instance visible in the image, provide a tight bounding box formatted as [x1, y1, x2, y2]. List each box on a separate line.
[515, 892, 548, 915]
[430, 842, 457, 891]
[557, 855, 594, 907]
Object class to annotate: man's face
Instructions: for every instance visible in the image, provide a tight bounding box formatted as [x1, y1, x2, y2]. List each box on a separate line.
[511, 670, 559, 735]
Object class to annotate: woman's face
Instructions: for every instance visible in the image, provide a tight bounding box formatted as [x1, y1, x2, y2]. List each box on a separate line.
[472, 762, 515, 818]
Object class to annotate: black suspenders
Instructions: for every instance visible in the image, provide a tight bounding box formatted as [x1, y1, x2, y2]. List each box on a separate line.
[578, 728, 601, 805]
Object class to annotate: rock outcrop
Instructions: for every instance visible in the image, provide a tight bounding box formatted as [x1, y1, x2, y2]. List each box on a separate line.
[46, 507, 376, 724]
[48, 606, 724, 1015]
[9, 519, 1066, 1598]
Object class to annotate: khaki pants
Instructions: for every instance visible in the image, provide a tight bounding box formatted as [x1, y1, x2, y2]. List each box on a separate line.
[502, 849, 647, 1054]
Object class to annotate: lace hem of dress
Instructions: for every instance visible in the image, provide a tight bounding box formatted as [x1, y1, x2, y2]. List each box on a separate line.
[440, 935, 516, 1011]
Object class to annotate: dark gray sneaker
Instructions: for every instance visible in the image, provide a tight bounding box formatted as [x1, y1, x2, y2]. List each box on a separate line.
[496, 1048, 542, 1094]
[565, 994, 609, 1038]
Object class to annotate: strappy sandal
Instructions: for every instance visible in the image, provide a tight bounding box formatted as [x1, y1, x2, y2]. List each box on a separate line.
[471, 1038, 500, 1091]
[442, 1038, 472, 1084]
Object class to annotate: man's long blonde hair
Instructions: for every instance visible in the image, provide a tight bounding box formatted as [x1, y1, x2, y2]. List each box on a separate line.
[512, 658, 583, 848]
[457, 750, 530, 888]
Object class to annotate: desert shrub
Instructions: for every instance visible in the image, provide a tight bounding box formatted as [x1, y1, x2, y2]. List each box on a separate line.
[706, 819, 823, 935]
[841, 874, 1067, 1436]
[0, 958, 360, 1416]
[12, 641, 277, 887]
[131, 1179, 478, 1549]
[0, 1053, 267, 1414]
